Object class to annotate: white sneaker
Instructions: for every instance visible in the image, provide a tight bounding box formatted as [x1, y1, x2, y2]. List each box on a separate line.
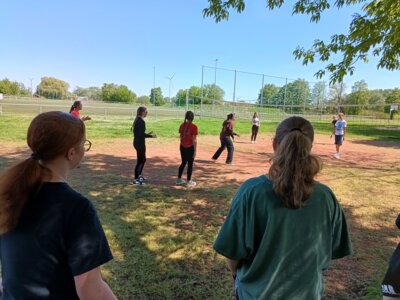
[133, 178, 145, 185]
[186, 180, 196, 187]
[334, 153, 340, 159]
[176, 178, 186, 186]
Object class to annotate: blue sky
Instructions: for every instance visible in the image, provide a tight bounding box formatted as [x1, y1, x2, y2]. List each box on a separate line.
[1, 0, 399, 101]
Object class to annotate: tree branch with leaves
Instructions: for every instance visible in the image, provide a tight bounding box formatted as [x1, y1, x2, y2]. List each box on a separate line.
[203, 0, 400, 84]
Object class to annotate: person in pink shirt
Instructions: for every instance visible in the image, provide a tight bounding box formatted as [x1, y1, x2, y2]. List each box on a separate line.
[69, 100, 91, 121]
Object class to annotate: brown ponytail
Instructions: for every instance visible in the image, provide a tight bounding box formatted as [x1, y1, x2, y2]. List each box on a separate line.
[269, 116, 322, 209]
[0, 112, 85, 234]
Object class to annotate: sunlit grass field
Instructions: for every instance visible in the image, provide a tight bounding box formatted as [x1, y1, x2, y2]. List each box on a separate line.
[0, 110, 400, 299]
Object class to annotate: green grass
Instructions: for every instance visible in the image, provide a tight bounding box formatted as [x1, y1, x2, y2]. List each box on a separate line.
[1, 107, 400, 299]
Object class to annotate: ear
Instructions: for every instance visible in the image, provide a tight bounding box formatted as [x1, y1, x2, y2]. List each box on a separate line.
[66, 147, 76, 161]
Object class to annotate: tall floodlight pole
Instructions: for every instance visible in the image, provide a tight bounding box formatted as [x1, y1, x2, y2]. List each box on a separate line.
[28, 77, 34, 99]
[213, 59, 218, 116]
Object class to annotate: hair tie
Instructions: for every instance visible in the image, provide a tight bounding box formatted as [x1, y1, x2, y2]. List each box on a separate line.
[30, 153, 40, 160]
[290, 128, 302, 133]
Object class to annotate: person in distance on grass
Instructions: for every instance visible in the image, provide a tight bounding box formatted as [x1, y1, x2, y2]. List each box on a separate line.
[212, 113, 239, 164]
[69, 100, 91, 121]
[214, 116, 352, 300]
[250, 112, 260, 144]
[132, 106, 156, 185]
[329, 115, 337, 138]
[0, 111, 117, 300]
[332, 112, 347, 159]
[176, 111, 198, 187]
[381, 213, 400, 299]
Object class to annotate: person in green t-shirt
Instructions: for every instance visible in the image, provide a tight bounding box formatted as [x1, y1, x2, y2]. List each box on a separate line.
[214, 116, 352, 300]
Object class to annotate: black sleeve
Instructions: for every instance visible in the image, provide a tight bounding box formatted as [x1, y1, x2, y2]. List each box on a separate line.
[65, 197, 113, 276]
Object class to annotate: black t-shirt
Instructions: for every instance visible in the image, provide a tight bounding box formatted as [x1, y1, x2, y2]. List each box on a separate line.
[133, 117, 152, 148]
[0, 182, 113, 300]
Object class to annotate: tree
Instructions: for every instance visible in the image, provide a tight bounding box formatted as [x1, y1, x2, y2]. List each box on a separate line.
[345, 81, 370, 115]
[203, 84, 225, 104]
[137, 95, 150, 104]
[74, 86, 102, 100]
[37, 77, 69, 99]
[150, 87, 165, 106]
[311, 81, 327, 107]
[328, 83, 347, 112]
[351, 80, 368, 93]
[101, 83, 136, 103]
[0, 78, 30, 96]
[270, 79, 311, 112]
[258, 83, 279, 105]
[203, 0, 400, 84]
[386, 88, 400, 104]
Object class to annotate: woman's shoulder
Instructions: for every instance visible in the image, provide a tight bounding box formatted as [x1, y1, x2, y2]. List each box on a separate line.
[39, 183, 91, 209]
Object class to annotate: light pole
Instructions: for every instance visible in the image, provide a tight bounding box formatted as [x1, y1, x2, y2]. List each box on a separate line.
[28, 77, 34, 99]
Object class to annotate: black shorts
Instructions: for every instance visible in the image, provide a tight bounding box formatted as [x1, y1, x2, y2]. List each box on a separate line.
[382, 243, 400, 297]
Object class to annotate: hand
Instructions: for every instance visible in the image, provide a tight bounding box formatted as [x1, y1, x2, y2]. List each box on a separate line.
[236, 134, 240, 138]
[151, 133, 157, 138]
[82, 116, 91, 121]
[343, 136, 345, 141]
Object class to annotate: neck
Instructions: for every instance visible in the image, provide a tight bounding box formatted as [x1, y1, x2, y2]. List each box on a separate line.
[41, 159, 69, 183]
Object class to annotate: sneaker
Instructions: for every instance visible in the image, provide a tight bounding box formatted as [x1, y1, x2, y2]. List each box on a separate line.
[334, 153, 340, 159]
[134, 177, 145, 185]
[139, 175, 146, 181]
[176, 178, 186, 186]
[186, 180, 197, 187]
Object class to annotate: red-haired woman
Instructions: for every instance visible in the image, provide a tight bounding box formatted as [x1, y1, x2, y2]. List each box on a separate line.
[0, 112, 116, 299]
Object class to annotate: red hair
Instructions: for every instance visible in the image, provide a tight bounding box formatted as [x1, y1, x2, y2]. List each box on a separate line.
[0, 112, 85, 234]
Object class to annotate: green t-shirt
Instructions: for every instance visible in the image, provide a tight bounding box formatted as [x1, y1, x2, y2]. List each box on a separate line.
[214, 175, 352, 300]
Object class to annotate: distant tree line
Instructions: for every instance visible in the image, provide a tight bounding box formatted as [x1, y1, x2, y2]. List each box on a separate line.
[0, 77, 399, 117]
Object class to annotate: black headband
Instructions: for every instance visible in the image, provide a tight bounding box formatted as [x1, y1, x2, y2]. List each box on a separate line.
[30, 153, 40, 160]
[290, 128, 302, 133]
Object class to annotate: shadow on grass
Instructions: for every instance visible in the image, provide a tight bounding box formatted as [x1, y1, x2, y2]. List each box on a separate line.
[351, 138, 400, 149]
[0, 150, 399, 299]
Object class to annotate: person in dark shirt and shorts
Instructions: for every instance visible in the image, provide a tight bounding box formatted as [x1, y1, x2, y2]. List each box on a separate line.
[212, 113, 239, 164]
[0, 111, 116, 299]
[132, 106, 156, 185]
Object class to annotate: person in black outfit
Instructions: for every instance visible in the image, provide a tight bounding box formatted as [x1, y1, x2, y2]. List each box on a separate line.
[132, 106, 156, 185]
[212, 113, 240, 164]
[0, 111, 116, 299]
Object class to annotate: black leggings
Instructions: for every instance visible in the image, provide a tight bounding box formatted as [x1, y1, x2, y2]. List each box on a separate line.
[134, 144, 146, 179]
[212, 137, 234, 164]
[251, 125, 259, 141]
[178, 145, 194, 181]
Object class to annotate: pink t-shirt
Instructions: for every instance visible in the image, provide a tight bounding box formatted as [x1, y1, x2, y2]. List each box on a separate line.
[70, 110, 80, 119]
